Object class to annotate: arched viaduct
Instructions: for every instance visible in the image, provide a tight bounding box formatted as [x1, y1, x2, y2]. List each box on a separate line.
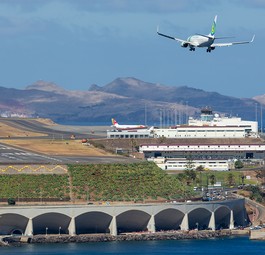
[0, 199, 249, 236]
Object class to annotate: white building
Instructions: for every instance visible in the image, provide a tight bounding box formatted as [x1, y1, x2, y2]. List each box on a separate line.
[152, 157, 232, 171]
[153, 108, 258, 139]
[140, 144, 265, 160]
[188, 108, 258, 137]
[153, 126, 247, 139]
[107, 129, 152, 139]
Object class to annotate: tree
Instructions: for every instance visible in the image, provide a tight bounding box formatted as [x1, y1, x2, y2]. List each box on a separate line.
[185, 156, 195, 171]
[234, 160, 244, 169]
[195, 166, 204, 187]
[255, 169, 265, 185]
[7, 198, 16, 205]
[196, 165, 205, 172]
[209, 174, 216, 185]
[226, 173, 236, 187]
[184, 156, 196, 186]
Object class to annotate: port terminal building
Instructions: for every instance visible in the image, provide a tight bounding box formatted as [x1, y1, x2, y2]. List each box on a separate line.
[140, 143, 265, 171]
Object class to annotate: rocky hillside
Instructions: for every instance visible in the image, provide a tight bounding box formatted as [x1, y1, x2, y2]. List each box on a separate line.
[0, 78, 262, 124]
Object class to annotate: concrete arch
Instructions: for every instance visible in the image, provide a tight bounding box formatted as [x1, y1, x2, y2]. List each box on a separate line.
[232, 203, 249, 227]
[117, 210, 151, 233]
[155, 208, 184, 231]
[75, 211, 112, 234]
[0, 213, 28, 235]
[188, 208, 212, 230]
[215, 206, 231, 230]
[33, 212, 71, 235]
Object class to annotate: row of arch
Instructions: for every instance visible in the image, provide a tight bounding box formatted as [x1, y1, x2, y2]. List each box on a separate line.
[0, 206, 248, 236]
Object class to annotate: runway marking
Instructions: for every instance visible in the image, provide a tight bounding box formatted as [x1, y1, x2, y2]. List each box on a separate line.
[0, 165, 68, 173]
[0, 151, 62, 163]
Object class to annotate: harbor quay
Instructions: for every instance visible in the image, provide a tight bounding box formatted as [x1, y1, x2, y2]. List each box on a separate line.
[0, 199, 249, 236]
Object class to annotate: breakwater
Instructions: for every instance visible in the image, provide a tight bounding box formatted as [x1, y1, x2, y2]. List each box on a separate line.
[2, 230, 237, 246]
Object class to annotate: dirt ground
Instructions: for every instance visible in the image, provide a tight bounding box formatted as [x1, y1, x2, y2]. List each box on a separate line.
[0, 138, 113, 156]
[0, 118, 112, 156]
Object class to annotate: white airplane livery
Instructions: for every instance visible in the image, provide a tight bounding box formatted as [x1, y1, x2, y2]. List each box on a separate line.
[157, 15, 255, 52]
[111, 118, 148, 130]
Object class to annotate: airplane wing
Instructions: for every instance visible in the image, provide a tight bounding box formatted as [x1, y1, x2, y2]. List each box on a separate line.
[212, 35, 255, 47]
[156, 26, 197, 46]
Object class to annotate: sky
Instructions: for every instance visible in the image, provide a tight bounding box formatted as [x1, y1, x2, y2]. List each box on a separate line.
[0, 0, 264, 98]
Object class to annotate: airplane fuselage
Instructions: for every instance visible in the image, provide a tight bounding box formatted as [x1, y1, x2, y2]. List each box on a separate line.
[113, 125, 147, 131]
[187, 35, 215, 47]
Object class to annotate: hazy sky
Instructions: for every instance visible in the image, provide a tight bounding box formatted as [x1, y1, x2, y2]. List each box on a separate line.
[0, 0, 264, 98]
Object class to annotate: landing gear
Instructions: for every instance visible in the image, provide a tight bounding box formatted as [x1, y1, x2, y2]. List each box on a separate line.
[189, 48, 195, 51]
[207, 47, 215, 52]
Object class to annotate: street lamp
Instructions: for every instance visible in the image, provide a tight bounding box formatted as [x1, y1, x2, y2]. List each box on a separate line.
[45, 227, 48, 236]
[59, 226, 61, 235]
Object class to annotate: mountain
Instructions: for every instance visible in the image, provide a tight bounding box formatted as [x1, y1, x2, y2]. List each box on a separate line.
[0, 78, 262, 124]
[253, 94, 265, 105]
[89, 77, 259, 121]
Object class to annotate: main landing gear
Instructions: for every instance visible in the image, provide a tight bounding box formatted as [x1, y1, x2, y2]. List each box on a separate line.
[189, 48, 195, 51]
[207, 47, 215, 53]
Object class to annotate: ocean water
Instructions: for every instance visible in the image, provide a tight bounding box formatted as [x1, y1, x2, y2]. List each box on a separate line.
[57, 121, 110, 126]
[1, 236, 265, 255]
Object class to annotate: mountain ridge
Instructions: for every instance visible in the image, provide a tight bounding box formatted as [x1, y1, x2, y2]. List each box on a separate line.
[0, 77, 263, 124]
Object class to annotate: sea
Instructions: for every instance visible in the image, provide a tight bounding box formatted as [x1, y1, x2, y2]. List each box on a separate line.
[1, 236, 265, 255]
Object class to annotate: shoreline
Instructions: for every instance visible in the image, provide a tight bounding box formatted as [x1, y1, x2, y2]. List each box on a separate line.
[2, 230, 249, 246]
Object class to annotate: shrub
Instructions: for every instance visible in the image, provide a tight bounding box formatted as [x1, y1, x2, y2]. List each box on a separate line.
[7, 198, 16, 205]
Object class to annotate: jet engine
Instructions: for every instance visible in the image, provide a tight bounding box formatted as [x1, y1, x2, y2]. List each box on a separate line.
[181, 42, 188, 48]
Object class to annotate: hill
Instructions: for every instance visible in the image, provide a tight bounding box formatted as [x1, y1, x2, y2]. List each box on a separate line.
[0, 78, 261, 124]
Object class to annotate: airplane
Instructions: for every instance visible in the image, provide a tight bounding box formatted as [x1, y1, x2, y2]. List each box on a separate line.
[157, 15, 255, 52]
[111, 118, 148, 131]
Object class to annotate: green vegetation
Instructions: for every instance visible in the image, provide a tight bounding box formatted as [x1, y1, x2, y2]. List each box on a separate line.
[178, 170, 256, 188]
[243, 185, 265, 203]
[1, 162, 261, 203]
[68, 162, 193, 202]
[0, 174, 69, 200]
[234, 160, 244, 169]
[7, 198, 16, 205]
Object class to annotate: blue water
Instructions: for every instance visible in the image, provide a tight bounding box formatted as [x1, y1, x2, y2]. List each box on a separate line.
[57, 121, 110, 126]
[1, 237, 265, 255]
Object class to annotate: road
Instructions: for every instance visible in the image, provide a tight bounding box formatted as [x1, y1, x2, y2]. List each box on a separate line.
[245, 197, 265, 225]
[232, 192, 265, 225]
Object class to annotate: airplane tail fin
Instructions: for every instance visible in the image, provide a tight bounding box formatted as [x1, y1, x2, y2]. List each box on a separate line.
[209, 15, 217, 37]
[111, 118, 118, 126]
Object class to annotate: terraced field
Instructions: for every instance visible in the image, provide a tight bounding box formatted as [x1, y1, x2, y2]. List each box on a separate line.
[0, 162, 193, 203]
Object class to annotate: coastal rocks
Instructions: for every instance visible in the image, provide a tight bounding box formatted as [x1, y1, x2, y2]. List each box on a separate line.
[29, 230, 233, 244]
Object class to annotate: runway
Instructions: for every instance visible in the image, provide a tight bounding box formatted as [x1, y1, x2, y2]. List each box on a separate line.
[0, 143, 138, 164]
[0, 117, 108, 139]
[0, 143, 62, 164]
[0, 118, 138, 164]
